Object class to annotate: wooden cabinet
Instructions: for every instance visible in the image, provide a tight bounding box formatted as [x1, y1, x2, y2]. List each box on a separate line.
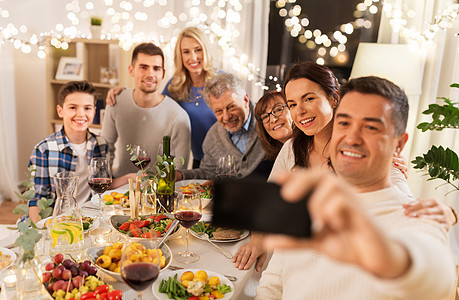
[45, 39, 131, 134]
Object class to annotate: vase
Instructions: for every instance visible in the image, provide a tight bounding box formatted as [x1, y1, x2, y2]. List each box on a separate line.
[15, 248, 43, 300]
[90, 25, 102, 39]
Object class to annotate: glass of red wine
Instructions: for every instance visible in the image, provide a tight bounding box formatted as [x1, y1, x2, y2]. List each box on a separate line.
[88, 157, 112, 218]
[132, 145, 151, 170]
[120, 238, 160, 300]
[174, 189, 202, 264]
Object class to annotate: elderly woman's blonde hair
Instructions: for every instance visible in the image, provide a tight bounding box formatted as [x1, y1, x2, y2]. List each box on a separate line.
[167, 27, 216, 101]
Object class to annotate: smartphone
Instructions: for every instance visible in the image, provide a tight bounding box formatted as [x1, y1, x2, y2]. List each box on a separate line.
[211, 177, 312, 238]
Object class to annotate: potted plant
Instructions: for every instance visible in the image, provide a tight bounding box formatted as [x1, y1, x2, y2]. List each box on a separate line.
[90, 16, 102, 39]
[13, 167, 53, 298]
[411, 83, 459, 194]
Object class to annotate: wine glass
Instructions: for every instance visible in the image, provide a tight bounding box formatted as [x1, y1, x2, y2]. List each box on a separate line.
[216, 155, 237, 179]
[174, 189, 202, 264]
[120, 237, 161, 300]
[88, 157, 112, 218]
[132, 145, 151, 170]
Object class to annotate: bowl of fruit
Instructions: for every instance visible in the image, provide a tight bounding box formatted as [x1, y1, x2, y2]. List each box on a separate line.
[86, 241, 172, 282]
[43, 253, 123, 300]
[109, 214, 180, 241]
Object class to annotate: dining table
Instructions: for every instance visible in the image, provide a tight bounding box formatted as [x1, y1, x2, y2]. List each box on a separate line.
[0, 197, 266, 300]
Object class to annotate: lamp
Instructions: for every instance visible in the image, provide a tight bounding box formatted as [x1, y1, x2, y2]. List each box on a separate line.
[350, 43, 424, 96]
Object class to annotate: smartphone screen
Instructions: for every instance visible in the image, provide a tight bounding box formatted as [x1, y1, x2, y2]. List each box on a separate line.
[211, 177, 312, 238]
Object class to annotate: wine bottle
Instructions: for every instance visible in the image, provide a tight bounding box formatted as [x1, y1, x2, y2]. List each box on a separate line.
[156, 136, 175, 213]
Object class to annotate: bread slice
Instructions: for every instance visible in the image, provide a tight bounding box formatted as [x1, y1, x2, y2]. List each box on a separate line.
[213, 228, 241, 240]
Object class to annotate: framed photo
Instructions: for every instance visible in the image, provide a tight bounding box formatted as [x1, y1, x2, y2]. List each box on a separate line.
[55, 57, 84, 80]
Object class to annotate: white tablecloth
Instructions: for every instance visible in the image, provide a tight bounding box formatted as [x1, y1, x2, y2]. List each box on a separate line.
[0, 202, 264, 300]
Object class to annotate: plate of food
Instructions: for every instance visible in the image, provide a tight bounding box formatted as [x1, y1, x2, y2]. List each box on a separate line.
[0, 247, 16, 271]
[86, 241, 172, 281]
[190, 221, 249, 243]
[37, 215, 100, 233]
[91, 188, 130, 210]
[109, 214, 180, 240]
[153, 268, 234, 300]
[176, 179, 213, 209]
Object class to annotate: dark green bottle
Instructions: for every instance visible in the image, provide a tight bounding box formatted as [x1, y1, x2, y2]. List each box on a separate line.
[156, 136, 175, 213]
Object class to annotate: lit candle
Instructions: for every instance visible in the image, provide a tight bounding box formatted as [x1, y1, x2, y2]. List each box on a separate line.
[89, 228, 112, 247]
[4, 273, 17, 287]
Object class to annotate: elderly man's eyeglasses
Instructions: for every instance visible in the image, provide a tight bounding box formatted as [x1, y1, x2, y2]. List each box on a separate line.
[258, 104, 287, 124]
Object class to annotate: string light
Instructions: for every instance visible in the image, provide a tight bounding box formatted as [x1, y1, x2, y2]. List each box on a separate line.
[384, 2, 459, 48]
[0, 0, 270, 90]
[275, 0, 382, 65]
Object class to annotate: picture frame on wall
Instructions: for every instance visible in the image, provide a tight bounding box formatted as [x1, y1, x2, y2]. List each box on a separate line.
[55, 57, 84, 80]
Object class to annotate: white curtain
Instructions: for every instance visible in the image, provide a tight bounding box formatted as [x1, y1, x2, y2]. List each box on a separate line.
[378, 0, 459, 206]
[0, 44, 20, 203]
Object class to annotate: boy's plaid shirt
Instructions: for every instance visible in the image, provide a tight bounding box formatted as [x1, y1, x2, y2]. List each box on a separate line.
[28, 128, 108, 206]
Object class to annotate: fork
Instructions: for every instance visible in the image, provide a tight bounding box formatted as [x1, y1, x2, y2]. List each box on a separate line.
[196, 232, 233, 259]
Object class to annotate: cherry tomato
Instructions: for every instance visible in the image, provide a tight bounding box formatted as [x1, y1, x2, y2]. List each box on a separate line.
[107, 290, 123, 300]
[118, 222, 131, 231]
[188, 296, 200, 300]
[129, 223, 141, 237]
[154, 214, 168, 223]
[141, 232, 154, 238]
[133, 220, 150, 228]
[98, 293, 108, 300]
[94, 284, 109, 295]
[80, 292, 97, 300]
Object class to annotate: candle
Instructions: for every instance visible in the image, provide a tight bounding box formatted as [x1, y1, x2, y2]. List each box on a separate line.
[89, 227, 112, 246]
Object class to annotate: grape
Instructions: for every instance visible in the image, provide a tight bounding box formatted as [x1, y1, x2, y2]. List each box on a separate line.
[42, 272, 51, 283]
[61, 281, 74, 292]
[87, 266, 97, 275]
[47, 282, 54, 293]
[53, 253, 64, 265]
[72, 275, 84, 288]
[62, 269, 72, 280]
[70, 265, 79, 277]
[62, 259, 73, 269]
[56, 265, 65, 273]
[81, 261, 90, 272]
[45, 262, 54, 271]
[79, 270, 89, 278]
[52, 268, 62, 279]
[53, 280, 64, 292]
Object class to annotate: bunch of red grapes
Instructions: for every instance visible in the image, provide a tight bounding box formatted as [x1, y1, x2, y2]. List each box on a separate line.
[43, 253, 97, 294]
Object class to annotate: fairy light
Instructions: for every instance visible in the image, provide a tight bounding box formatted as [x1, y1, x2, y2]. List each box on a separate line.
[275, 0, 381, 64]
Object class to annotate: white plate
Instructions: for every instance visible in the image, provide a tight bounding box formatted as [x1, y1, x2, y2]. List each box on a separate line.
[37, 216, 100, 233]
[90, 188, 129, 208]
[0, 247, 16, 270]
[175, 179, 212, 209]
[190, 226, 250, 243]
[152, 268, 234, 300]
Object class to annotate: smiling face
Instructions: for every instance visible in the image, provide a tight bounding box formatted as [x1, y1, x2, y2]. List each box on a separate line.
[129, 53, 165, 94]
[330, 91, 408, 191]
[180, 37, 204, 78]
[262, 97, 293, 143]
[210, 90, 250, 132]
[285, 78, 335, 137]
[57, 92, 95, 136]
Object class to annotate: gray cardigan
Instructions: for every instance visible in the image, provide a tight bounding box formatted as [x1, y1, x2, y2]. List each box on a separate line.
[181, 103, 266, 180]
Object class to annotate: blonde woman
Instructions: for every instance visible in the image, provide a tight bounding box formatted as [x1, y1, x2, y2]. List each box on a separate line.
[106, 27, 218, 168]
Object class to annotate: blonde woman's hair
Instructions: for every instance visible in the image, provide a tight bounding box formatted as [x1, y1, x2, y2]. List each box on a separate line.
[168, 27, 216, 101]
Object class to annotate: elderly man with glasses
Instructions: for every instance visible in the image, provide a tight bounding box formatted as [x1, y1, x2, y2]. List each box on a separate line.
[176, 73, 272, 181]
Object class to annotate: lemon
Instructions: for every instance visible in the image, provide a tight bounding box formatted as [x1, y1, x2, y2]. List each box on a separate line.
[50, 221, 83, 247]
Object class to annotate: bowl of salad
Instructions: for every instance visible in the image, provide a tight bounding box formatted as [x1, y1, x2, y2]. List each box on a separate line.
[109, 214, 180, 241]
[176, 180, 213, 209]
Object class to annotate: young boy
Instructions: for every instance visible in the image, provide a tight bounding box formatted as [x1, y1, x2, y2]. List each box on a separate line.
[28, 81, 134, 222]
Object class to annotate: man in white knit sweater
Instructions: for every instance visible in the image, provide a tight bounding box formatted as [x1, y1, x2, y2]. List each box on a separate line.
[102, 43, 191, 177]
[256, 76, 456, 300]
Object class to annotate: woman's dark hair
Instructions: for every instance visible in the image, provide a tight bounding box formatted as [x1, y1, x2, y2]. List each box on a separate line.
[254, 91, 287, 161]
[284, 61, 340, 167]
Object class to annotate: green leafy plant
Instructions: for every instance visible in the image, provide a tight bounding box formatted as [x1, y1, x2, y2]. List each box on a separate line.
[411, 83, 459, 194]
[90, 16, 102, 26]
[13, 167, 54, 261]
[126, 144, 185, 188]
